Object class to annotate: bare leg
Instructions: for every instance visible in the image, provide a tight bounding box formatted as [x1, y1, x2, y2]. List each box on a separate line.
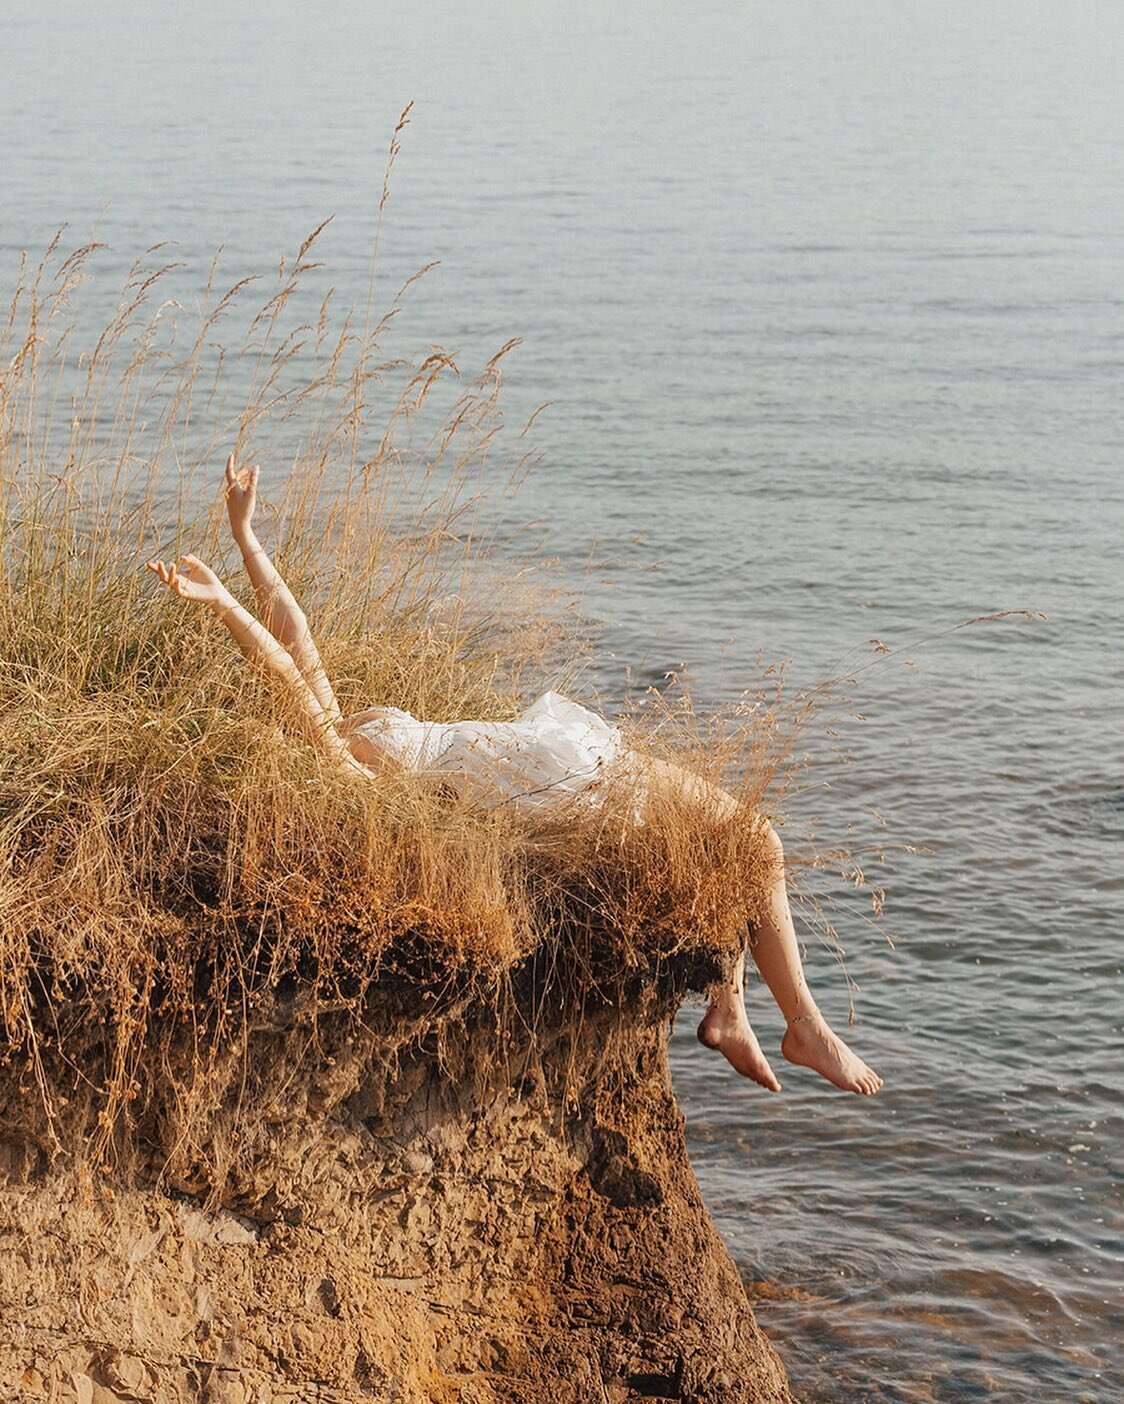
[643, 758, 882, 1096]
[640, 759, 779, 1088]
[746, 821, 883, 1096]
[696, 951, 782, 1091]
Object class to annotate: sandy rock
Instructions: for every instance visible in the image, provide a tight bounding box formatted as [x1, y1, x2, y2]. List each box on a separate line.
[0, 975, 791, 1402]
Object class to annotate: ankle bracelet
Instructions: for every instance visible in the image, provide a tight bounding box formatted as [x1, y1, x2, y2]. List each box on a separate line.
[787, 1010, 820, 1026]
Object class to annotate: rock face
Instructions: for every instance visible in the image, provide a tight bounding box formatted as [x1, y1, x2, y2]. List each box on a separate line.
[0, 960, 792, 1403]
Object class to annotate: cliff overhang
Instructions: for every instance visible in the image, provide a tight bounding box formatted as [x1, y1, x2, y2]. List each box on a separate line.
[0, 943, 792, 1403]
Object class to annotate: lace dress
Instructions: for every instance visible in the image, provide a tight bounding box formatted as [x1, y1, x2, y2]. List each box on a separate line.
[350, 691, 634, 814]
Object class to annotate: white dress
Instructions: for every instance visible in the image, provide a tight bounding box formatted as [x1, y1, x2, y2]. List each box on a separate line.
[351, 691, 632, 814]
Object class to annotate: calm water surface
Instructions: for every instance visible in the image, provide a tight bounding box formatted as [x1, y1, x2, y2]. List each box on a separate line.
[3, 2, 1121, 1398]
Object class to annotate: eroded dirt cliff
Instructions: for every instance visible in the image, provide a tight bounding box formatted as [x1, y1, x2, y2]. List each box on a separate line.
[0, 955, 792, 1403]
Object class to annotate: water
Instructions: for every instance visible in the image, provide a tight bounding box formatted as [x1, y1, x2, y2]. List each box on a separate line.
[3, 2, 1122, 1397]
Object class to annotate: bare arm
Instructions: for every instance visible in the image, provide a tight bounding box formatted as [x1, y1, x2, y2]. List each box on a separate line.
[147, 555, 382, 781]
[223, 455, 340, 721]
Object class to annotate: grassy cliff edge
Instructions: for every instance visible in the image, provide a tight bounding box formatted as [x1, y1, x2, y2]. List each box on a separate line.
[0, 236, 795, 1401]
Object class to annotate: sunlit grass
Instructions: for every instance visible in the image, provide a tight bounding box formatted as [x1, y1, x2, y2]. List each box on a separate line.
[0, 222, 810, 1168]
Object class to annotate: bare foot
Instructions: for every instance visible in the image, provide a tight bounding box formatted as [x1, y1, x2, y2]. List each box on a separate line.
[781, 1011, 883, 1095]
[697, 998, 782, 1092]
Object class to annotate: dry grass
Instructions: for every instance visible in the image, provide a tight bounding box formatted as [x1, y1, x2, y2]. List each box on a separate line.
[0, 223, 808, 1169]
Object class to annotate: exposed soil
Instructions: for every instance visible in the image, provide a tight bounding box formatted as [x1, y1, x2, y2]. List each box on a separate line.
[0, 957, 792, 1403]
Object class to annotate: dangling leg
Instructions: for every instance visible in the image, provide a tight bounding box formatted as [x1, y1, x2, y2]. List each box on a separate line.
[747, 820, 883, 1095]
[642, 758, 780, 1089]
[642, 758, 882, 1095]
[696, 949, 782, 1091]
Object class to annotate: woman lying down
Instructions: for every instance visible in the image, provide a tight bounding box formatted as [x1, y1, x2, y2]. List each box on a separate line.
[148, 455, 882, 1098]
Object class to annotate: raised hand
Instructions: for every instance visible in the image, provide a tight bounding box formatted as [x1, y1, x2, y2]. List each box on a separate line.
[224, 452, 259, 543]
[146, 554, 231, 609]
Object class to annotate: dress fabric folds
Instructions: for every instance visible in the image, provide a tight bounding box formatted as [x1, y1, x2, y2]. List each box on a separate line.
[351, 691, 632, 813]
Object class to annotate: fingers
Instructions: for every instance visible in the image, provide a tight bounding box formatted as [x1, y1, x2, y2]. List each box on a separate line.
[223, 456, 257, 493]
[146, 559, 178, 591]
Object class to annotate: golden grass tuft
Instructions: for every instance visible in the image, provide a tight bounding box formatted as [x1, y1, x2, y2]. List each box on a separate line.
[0, 229, 800, 1166]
